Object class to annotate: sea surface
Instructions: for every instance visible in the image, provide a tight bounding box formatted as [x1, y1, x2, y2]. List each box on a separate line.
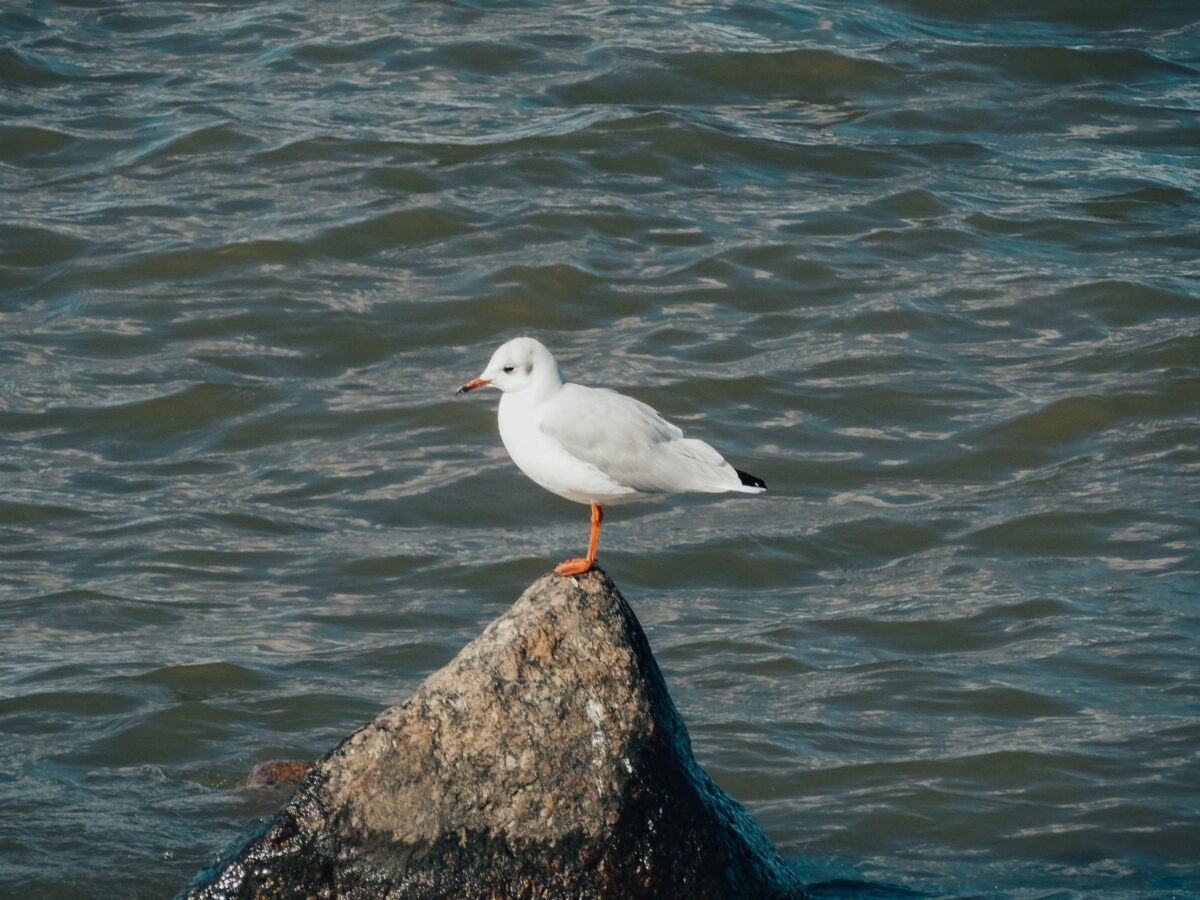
[2, 2, 1198, 897]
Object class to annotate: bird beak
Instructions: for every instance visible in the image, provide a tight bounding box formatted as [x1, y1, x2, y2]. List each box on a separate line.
[456, 377, 491, 395]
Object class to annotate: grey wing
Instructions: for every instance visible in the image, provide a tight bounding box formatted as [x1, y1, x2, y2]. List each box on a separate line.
[540, 384, 738, 494]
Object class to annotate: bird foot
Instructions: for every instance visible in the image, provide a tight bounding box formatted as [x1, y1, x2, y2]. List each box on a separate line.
[554, 557, 594, 576]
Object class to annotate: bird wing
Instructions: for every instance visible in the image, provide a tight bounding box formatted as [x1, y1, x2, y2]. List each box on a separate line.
[539, 383, 736, 495]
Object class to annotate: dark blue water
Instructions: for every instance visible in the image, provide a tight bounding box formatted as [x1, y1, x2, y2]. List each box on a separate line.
[2, 2, 1198, 897]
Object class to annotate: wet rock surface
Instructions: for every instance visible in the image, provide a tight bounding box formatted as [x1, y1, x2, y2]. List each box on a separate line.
[241, 760, 312, 788]
[180, 568, 804, 899]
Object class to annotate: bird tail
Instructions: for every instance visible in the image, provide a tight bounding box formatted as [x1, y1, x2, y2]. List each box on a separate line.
[736, 468, 767, 491]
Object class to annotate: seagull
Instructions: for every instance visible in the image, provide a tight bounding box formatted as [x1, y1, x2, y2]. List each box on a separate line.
[457, 337, 766, 575]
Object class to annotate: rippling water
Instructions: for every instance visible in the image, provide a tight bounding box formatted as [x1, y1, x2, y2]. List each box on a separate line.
[3, 2, 1198, 897]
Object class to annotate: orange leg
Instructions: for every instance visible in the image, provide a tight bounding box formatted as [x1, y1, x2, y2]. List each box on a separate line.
[554, 503, 602, 576]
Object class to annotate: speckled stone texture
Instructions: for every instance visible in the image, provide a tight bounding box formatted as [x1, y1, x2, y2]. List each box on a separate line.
[179, 568, 805, 900]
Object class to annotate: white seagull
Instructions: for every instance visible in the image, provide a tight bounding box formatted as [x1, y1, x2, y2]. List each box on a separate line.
[457, 337, 766, 575]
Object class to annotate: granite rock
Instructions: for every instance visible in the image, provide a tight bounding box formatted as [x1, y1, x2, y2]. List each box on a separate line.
[180, 568, 804, 899]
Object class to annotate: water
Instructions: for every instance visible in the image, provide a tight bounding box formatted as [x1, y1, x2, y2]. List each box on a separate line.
[2, 1, 1198, 897]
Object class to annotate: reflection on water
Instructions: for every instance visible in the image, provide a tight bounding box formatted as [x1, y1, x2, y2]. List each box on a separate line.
[2, 1, 1198, 897]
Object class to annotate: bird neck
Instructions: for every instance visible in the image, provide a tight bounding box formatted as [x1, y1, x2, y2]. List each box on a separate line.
[501, 374, 562, 413]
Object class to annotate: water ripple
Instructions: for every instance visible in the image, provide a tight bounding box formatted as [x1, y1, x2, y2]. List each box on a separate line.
[2, 2, 1198, 898]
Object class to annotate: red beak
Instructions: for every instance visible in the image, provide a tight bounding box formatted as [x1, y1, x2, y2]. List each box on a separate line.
[456, 377, 491, 395]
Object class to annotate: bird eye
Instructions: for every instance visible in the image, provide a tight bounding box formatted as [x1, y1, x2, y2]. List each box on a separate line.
[502, 365, 515, 374]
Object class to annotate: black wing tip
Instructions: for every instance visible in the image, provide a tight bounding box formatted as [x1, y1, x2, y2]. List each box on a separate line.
[736, 468, 767, 490]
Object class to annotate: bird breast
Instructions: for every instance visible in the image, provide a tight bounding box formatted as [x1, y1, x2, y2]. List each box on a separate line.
[497, 390, 640, 505]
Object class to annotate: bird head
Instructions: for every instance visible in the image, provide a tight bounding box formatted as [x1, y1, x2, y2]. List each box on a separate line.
[457, 337, 563, 396]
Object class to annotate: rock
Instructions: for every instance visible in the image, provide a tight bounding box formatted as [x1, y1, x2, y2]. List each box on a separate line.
[242, 761, 312, 788]
[180, 568, 805, 900]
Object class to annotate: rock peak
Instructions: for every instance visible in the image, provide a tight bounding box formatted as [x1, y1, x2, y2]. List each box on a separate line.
[180, 569, 804, 899]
